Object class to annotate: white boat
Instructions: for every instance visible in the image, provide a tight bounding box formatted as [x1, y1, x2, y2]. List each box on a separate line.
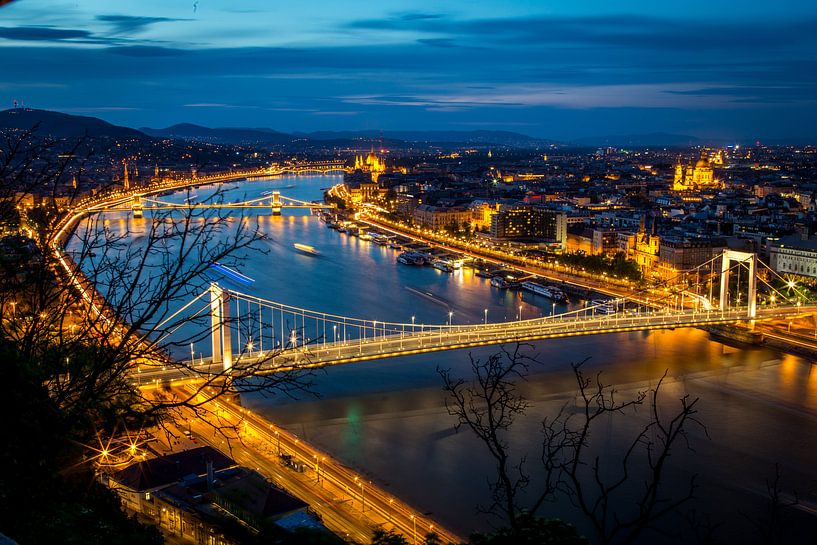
[293, 243, 320, 256]
[590, 299, 616, 314]
[397, 251, 425, 266]
[521, 281, 568, 303]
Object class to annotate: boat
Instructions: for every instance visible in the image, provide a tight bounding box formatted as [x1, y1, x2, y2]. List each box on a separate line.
[590, 299, 616, 314]
[359, 233, 373, 241]
[293, 243, 320, 256]
[397, 251, 426, 266]
[491, 276, 509, 289]
[433, 261, 454, 273]
[476, 270, 495, 279]
[388, 241, 403, 250]
[521, 281, 569, 303]
[209, 262, 255, 286]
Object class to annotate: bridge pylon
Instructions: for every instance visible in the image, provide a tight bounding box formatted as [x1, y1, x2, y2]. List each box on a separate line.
[210, 283, 233, 371]
[719, 249, 757, 318]
[271, 191, 282, 215]
[131, 195, 143, 218]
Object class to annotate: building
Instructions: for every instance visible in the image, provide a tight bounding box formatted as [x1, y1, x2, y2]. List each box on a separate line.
[632, 216, 660, 275]
[769, 235, 817, 279]
[672, 154, 721, 192]
[489, 205, 567, 249]
[413, 204, 472, 231]
[469, 200, 501, 230]
[592, 228, 625, 256]
[107, 446, 310, 545]
[353, 149, 387, 181]
[658, 236, 727, 277]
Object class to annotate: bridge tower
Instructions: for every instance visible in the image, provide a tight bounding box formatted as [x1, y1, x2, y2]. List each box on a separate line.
[131, 195, 143, 218]
[271, 191, 282, 215]
[719, 249, 757, 318]
[210, 283, 233, 371]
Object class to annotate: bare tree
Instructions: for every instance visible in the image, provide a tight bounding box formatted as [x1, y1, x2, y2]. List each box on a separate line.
[0, 129, 317, 453]
[440, 345, 706, 545]
[439, 345, 536, 532]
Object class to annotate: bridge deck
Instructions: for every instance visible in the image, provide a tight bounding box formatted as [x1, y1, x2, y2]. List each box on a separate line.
[133, 305, 817, 386]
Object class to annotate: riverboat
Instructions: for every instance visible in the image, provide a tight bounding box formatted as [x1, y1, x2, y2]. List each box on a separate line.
[521, 281, 568, 303]
[397, 251, 426, 266]
[209, 262, 255, 286]
[293, 243, 320, 256]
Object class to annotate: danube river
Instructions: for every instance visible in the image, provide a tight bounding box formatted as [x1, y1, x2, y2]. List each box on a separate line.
[103, 175, 817, 542]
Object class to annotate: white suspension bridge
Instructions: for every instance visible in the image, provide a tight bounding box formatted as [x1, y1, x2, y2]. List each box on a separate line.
[134, 249, 817, 387]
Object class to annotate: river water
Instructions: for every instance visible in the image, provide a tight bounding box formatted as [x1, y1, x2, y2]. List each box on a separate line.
[100, 175, 817, 543]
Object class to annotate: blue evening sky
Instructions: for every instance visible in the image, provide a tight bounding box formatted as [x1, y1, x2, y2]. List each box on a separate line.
[1, 0, 816, 141]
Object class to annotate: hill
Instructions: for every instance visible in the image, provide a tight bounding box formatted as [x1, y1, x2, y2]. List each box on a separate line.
[300, 129, 553, 147]
[140, 123, 296, 145]
[0, 108, 146, 139]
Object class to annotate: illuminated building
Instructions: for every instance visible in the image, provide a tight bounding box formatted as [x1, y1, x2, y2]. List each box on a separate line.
[353, 148, 387, 181]
[769, 235, 817, 278]
[657, 237, 726, 278]
[489, 205, 567, 249]
[470, 200, 501, 230]
[123, 161, 129, 190]
[413, 204, 472, 231]
[672, 153, 721, 191]
[632, 216, 659, 275]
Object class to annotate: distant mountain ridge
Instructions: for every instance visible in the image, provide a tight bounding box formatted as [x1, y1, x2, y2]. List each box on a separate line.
[1, 108, 753, 148]
[140, 123, 296, 145]
[0, 108, 145, 139]
[297, 129, 554, 146]
[570, 132, 705, 148]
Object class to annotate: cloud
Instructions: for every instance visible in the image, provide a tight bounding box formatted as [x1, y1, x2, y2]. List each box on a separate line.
[95, 14, 189, 35]
[184, 103, 258, 109]
[417, 38, 456, 48]
[56, 106, 141, 112]
[341, 83, 750, 110]
[344, 12, 817, 52]
[311, 111, 360, 116]
[0, 26, 91, 42]
[106, 45, 186, 57]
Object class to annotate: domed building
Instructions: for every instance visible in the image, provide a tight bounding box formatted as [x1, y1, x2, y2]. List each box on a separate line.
[672, 152, 721, 192]
[353, 148, 387, 181]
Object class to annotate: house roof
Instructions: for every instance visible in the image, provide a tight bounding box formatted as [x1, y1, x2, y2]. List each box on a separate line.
[112, 446, 236, 492]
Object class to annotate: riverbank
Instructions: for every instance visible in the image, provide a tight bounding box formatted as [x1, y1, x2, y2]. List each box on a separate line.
[358, 213, 638, 300]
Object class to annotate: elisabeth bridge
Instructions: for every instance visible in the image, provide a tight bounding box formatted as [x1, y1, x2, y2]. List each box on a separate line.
[136, 248, 817, 386]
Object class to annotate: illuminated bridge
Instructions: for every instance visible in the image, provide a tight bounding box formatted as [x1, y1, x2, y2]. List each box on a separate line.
[107, 192, 334, 217]
[134, 250, 817, 385]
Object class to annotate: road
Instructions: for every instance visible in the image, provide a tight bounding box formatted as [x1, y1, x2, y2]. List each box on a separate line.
[164, 387, 461, 545]
[360, 215, 635, 300]
[132, 305, 817, 387]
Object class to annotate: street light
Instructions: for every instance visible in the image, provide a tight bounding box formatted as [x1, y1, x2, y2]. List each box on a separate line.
[410, 515, 417, 545]
[484, 308, 488, 324]
[519, 304, 523, 321]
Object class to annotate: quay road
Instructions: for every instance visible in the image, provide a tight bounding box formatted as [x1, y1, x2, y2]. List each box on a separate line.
[359, 215, 635, 301]
[132, 305, 817, 386]
[167, 387, 461, 544]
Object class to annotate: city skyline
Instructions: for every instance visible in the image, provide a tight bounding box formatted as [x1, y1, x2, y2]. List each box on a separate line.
[1, 0, 816, 142]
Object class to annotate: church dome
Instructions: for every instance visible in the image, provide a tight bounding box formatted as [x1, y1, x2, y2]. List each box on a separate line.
[695, 157, 710, 168]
